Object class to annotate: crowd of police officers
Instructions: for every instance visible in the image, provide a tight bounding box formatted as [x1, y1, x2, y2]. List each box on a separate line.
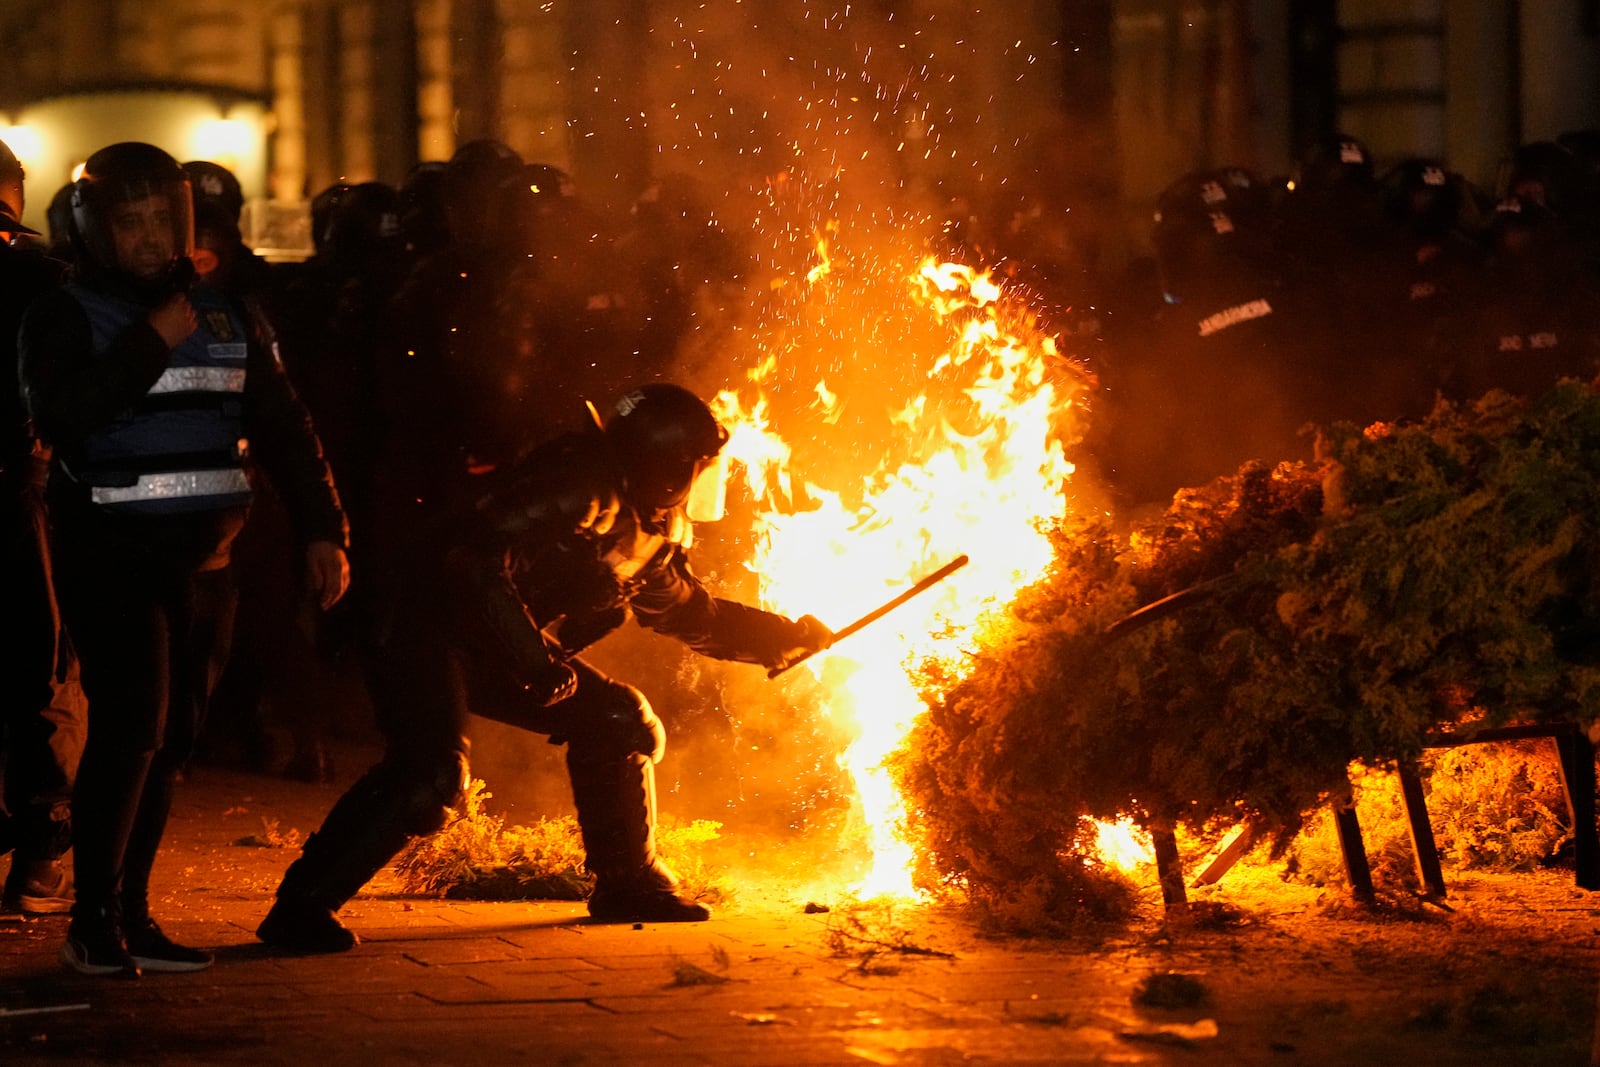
[973, 131, 1600, 509]
[4, 126, 1600, 975]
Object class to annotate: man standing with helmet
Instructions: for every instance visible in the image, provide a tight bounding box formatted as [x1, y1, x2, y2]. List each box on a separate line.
[0, 136, 84, 916]
[257, 383, 833, 953]
[18, 142, 349, 977]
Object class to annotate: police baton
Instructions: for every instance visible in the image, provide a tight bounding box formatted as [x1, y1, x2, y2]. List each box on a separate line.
[768, 554, 971, 679]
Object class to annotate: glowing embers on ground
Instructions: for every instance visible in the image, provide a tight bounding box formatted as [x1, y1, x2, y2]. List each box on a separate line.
[713, 254, 1087, 898]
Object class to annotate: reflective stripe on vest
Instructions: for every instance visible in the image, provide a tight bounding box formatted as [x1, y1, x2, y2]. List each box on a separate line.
[89, 468, 251, 505]
[147, 366, 246, 395]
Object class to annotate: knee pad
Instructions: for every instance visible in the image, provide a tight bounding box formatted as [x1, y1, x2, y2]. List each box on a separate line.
[570, 683, 665, 765]
[385, 750, 470, 836]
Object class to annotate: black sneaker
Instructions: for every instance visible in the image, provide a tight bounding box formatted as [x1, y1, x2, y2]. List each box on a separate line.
[256, 897, 358, 953]
[587, 884, 712, 923]
[124, 917, 213, 973]
[3, 858, 74, 914]
[60, 913, 140, 978]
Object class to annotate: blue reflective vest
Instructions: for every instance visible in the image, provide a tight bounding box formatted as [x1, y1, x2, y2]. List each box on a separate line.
[65, 282, 253, 515]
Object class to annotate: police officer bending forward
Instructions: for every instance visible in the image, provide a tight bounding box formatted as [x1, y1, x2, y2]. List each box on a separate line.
[258, 383, 832, 952]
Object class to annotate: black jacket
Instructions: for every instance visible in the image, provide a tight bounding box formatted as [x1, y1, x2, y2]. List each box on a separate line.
[430, 429, 809, 675]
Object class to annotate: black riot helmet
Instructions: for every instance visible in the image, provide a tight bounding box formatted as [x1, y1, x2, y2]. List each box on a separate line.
[72, 142, 194, 278]
[1293, 133, 1376, 193]
[1151, 168, 1274, 303]
[321, 181, 403, 264]
[182, 159, 244, 224]
[399, 161, 448, 256]
[500, 161, 578, 252]
[443, 139, 524, 250]
[605, 383, 731, 520]
[1501, 140, 1582, 215]
[309, 182, 351, 256]
[44, 182, 73, 255]
[1380, 157, 1467, 240]
[0, 137, 38, 237]
[1487, 196, 1566, 267]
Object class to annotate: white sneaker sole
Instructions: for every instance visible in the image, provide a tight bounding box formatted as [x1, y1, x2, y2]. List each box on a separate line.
[129, 953, 213, 973]
[8, 894, 74, 915]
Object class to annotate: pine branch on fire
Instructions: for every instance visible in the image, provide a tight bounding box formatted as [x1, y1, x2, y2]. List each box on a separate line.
[893, 382, 1600, 933]
[394, 779, 730, 904]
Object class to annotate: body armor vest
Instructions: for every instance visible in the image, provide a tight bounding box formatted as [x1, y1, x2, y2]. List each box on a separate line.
[63, 282, 252, 515]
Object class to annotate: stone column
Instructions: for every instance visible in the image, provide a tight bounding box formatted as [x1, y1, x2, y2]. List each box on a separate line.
[1445, 0, 1516, 190]
[338, 0, 377, 181]
[1519, 2, 1600, 141]
[269, 7, 307, 200]
[498, 0, 566, 167]
[415, 0, 455, 162]
[368, 0, 419, 181]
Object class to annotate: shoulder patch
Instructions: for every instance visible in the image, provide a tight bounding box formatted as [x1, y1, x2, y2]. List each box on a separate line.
[205, 310, 236, 342]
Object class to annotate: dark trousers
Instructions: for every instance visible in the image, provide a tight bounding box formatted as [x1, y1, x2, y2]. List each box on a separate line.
[276, 594, 664, 909]
[53, 537, 236, 920]
[0, 461, 85, 862]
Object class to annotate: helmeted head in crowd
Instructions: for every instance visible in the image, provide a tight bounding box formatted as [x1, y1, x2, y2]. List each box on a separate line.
[442, 139, 523, 251]
[182, 159, 245, 225]
[45, 182, 75, 257]
[1151, 167, 1273, 305]
[1294, 133, 1376, 194]
[1381, 157, 1471, 241]
[72, 142, 193, 284]
[399, 162, 449, 256]
[604, 383, 730, 523]
[0, 137, 39, 240]
[1502, 140, 1581, 215]
[321, 181, 404, 266]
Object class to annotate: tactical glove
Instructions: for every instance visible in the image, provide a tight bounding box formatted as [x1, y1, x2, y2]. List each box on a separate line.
[765, 614, 834, 673]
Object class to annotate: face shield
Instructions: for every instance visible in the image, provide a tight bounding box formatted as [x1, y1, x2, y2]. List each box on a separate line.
[73, 145, 195, 280]
[684, 452, 728, 523]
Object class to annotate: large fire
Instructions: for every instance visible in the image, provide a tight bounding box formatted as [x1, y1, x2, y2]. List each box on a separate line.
[711, 251, 1091, 897]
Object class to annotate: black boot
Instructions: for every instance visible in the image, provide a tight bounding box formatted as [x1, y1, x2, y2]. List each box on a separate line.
[568, 751, 710, 923]
[257, 889, 357, 954]
[586, 863, 711, 923]
[257, 765, 421, 952]
[256, 827, 372, 954]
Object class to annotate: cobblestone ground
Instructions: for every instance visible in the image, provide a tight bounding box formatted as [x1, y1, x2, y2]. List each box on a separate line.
[3, 760, 1597, 1065]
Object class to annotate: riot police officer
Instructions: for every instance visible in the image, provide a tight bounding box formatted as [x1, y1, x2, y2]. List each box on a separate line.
[257, 383, 833, 952]
[19, 143, 348, 976]
[0, 137, 83, 916]
[1101, 167, 1319, 507]
[1450, 195, 1600, 400]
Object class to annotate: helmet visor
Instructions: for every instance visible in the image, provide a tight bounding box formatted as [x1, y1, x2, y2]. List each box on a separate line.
[684, 452, 728, 524]
[77, 173, 194, 277]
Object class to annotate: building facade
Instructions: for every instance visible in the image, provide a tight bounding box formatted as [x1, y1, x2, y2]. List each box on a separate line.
[0, 1, 1593, 253]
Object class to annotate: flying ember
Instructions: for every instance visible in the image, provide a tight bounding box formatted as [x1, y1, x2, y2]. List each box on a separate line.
[712, 240, 1093, 897]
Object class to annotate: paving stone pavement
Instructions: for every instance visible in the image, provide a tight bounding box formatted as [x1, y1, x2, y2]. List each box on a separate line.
[2, 760, 1593, 1065]
[0, 762, 1174, 1066]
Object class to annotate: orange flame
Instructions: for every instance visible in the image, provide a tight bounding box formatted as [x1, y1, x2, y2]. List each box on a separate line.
[713, 248, 1090, 898]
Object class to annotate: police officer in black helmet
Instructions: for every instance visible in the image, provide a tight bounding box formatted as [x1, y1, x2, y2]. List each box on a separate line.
[19, 142, 348, 976]
[0, 136, 85, 919]
[258, 383, 833, 952]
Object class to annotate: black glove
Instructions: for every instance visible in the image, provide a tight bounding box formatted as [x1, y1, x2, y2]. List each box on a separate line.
[766, 614, 834, 673]
[522, 652, 578, 707]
